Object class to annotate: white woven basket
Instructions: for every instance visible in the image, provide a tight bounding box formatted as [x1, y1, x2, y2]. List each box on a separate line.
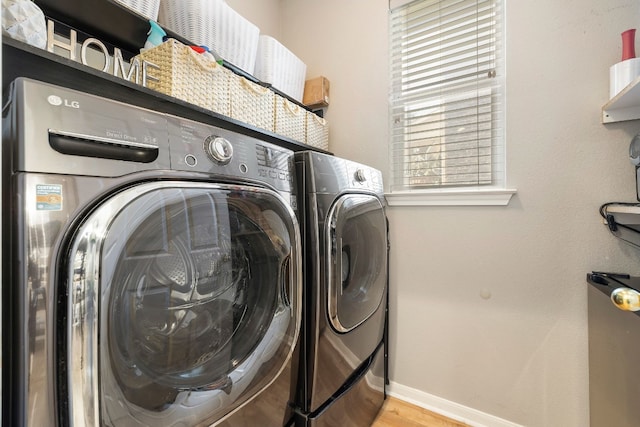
[134, 39, 232, 116]
[159, 0, 260, 74]
[306, 112, 329, 151]
[274, 95, 305, 142]
[230, 76, 275, 132]
[112, 0, 160, 20]
[254, 35, 307, 102]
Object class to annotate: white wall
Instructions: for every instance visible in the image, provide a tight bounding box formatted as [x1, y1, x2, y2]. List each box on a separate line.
[240, 1, 640, 425]
[280, 1, 391, 172]
[224, 0, 282, 39]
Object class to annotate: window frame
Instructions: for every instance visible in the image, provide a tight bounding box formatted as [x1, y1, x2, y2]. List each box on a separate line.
[387, 0, 515, 206]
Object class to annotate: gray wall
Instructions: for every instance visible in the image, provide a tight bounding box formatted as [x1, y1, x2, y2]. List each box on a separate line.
[230, 0, 640, 425]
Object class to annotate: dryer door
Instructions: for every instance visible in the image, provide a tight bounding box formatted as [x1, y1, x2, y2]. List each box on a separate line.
[65, 181, 301, 427]
[326, 194, 387, 333]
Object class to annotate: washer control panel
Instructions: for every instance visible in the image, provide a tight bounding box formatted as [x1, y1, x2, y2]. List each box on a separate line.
[167, 115, 294, 193]
[256, 145, 291, 184]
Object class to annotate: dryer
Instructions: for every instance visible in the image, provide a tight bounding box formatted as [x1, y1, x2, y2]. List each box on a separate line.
[2, 78, 302, 427]
[294, 151, 388, 427]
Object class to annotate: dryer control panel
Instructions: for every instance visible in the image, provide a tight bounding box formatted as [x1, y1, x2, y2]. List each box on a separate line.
[298, 151, 384, 196]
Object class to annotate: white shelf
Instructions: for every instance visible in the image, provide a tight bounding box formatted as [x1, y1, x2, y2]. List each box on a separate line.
[602, 76, 640, 123]
[602, 204, 640, 225]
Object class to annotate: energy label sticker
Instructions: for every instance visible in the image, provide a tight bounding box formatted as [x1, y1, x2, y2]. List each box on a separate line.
[36, 184, 63, 211]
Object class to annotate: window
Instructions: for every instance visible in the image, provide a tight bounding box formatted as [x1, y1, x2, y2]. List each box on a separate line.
[388, 0, 513, 205]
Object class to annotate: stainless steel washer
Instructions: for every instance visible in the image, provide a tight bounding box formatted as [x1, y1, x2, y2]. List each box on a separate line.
[2, 78, 302, 427]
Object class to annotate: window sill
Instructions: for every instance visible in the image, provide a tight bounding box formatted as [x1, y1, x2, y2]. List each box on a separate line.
[384, 189, 517, 206]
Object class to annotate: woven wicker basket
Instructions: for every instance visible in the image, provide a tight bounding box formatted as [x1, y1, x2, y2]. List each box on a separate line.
[113, 0, 160, 20]
[306, 112, 329, 150]
[230, 76, 275, 132]
[135, 39, 232, 116]
[274, 95, 305, 142]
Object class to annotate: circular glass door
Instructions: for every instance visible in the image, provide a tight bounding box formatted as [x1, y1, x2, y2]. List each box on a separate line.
[66, 182, 300, 426]
[326, 194, 387, 333]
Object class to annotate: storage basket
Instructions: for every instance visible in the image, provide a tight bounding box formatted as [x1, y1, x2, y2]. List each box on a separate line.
[112, 0, 160, 21]
[134, 39, 232, 116]
[159, 0, 260, 74]
[230, 76, 275, 132]
[274, 95, 305, 142]
[306, 112, 329, 150]
[254, 35, 307, 102]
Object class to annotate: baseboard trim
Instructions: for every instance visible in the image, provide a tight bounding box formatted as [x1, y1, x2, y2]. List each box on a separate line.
[387, 382, 523, 427]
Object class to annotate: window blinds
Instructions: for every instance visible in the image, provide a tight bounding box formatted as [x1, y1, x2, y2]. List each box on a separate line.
[389, 0, 504, 191]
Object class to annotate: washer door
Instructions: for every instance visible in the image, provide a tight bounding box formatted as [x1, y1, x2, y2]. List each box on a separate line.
[65, 182, 301, 427]
[326, 194, 387, 333]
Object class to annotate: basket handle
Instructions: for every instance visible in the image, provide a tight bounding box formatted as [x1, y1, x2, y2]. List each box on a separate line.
[165, 39, 221, 72]
[240, 78, 270, 96]
[186, 47, 223, 72]
[283, 98, 301, 116]
[311, 114, 327, 126]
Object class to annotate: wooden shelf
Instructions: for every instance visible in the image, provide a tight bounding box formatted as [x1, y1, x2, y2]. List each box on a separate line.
[4, 0, 328, 153]
[2, 38, 328, 154]
[602, 76, 640, 123]
[33, 0, 150, 56]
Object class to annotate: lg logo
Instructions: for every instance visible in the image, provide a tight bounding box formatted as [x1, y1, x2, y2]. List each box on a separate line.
[47, 95, 80, 109]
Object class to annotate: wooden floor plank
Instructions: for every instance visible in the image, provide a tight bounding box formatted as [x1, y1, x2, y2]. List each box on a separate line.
[371, 397, 470, 427]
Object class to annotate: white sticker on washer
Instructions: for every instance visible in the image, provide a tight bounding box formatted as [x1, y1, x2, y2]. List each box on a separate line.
[36, 184, 63, 211]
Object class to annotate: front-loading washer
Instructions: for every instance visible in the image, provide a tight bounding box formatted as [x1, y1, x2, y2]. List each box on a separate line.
[293, 151, 388, 427]
[2, 78, 302, 427]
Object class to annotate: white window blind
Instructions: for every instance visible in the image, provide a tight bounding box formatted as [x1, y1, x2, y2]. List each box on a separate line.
[389, 0, 505, 192]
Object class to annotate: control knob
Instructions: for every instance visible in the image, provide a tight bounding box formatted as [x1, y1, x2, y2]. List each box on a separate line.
[204, 136, 233, 165]
[354, 169, 367, 183]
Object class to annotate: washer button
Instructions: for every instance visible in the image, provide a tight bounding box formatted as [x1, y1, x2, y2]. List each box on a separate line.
[185, 154, 197, 167]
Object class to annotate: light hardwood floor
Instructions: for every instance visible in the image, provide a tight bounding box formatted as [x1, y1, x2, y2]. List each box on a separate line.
[371, 397, 470, 427]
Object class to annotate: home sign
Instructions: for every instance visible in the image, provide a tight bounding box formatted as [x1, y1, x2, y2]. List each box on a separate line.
[46, 19, 159, 87]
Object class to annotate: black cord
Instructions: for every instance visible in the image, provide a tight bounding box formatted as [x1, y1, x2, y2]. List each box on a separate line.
[599, 202, 640, 248]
